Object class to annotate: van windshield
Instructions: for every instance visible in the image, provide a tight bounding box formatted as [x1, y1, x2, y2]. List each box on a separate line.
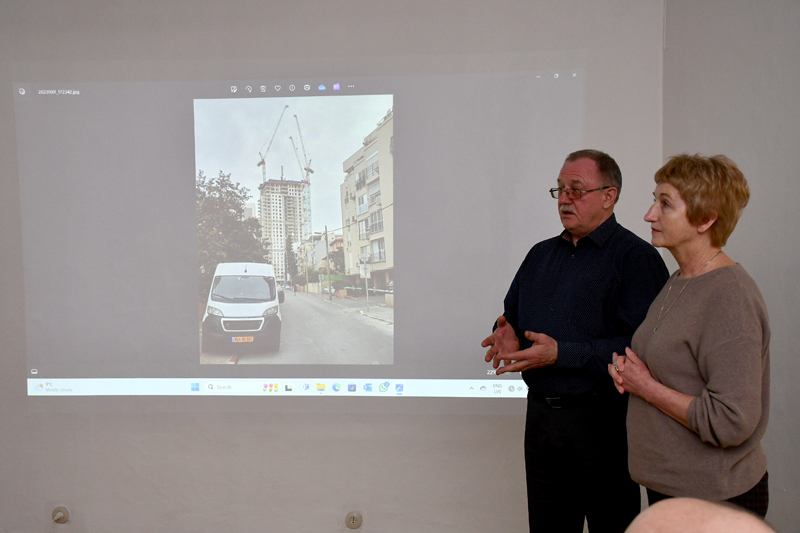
[210, 276, 276, 303]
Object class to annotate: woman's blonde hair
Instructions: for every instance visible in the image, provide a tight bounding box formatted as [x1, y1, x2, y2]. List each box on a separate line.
[654, 154, 750, 247]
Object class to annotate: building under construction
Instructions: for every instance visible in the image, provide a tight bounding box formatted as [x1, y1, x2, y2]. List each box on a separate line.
[258, 178, 307, 283]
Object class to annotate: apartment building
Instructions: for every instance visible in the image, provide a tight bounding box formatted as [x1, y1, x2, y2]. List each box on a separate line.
[340, 108, 393, 290]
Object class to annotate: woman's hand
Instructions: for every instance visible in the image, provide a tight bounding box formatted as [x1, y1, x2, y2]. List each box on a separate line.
[610, 347, 694, 429]
[616, 347, 655, 399]
[608, 352, 627, 394]
[608, 347, 655, 399]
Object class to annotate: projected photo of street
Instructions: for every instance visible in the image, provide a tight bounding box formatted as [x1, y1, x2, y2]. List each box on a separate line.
[194, 94, 394, 365]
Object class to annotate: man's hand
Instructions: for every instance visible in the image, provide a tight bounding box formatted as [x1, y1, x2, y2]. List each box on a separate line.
[481, 316, 520, 369]
[490, 330, 558, 375]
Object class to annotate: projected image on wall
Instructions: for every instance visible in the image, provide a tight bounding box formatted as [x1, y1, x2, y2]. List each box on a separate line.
[194, 95, 394, 365]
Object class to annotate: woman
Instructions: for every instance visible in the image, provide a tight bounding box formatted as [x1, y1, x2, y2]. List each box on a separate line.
[608, 154, 770, 517]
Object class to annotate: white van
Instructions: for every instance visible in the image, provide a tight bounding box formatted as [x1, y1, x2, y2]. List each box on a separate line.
[201, 262, 284, 352]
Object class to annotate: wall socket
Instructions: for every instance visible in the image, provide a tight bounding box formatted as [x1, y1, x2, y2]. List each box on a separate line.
[345, 511, 362, 529]
[52, 506, 70, 524]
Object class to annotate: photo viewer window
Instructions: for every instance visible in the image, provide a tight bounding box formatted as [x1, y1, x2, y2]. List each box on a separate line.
[13, 68, 583, 398]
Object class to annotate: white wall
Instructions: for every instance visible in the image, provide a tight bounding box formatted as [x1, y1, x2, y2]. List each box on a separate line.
[662, 1, 800, 531]
[5, 0, 766, 531]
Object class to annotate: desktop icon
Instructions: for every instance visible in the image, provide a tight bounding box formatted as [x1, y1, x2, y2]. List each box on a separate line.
[289, 85, 296, 91]
[303, 383, 310, 391]
[332, 383, 341, 392]
[318, 84, 326, 90]
[191, 383, 200, 392]
[285, 384, 293, 392]
[231, 86, 237, 93]
[379, 382, 390, 392]
[31, 369, 38, 375]
[347, 384, 356, 392]
[274, 85, 281, 91]
[245, 86, 252, 92]
[363, 383, 373, 392]
[395, 384, 404, 393]
[260, 86, 266, 92]
[317, 383, 325, 392]
[35, 383, 43, 391]
[304, 84, 310, 91]
[333, 83, 340, 91]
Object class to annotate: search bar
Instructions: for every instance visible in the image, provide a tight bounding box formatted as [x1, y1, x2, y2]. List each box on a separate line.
[203, 381, 259, 394]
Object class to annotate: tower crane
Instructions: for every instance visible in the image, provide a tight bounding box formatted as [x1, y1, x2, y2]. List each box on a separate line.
[293, 114, 314, 180]
[292, 114, 314, 241]
[257, 104, 289, 183]
[289, 136, 305, 180]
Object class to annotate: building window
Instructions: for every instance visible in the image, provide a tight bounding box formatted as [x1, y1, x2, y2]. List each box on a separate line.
[369, 209, 383, 233]
[368, 180, 381, 205]
[372, 238, 386, 262]
[357, 194, 368, 215]
[358, 219, 369, 240]
[357, 152, 379, 186]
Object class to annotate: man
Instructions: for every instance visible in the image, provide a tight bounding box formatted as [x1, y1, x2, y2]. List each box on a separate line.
[626, 498, 777, 533]
[482, 150, 669, 532]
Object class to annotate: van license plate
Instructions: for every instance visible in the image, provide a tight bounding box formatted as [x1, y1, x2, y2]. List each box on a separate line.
[232, 337, 254, 343]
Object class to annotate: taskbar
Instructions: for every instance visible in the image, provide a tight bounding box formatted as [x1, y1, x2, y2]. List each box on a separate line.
[28, 378, 528, 398]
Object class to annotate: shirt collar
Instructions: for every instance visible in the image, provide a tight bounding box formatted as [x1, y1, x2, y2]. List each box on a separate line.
[559, 213, 618, 248]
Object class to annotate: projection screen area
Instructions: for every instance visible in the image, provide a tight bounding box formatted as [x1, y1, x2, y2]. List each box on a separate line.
[13, 63, 584, 398]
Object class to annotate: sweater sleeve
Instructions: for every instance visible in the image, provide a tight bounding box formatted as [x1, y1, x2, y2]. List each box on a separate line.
[686, 291, 767, 447]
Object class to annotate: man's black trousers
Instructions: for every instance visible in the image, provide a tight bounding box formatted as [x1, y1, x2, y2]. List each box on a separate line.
[524, 391, 640, 532]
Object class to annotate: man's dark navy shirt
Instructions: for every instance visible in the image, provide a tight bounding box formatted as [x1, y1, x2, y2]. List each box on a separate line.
[503, 214, 669, 397]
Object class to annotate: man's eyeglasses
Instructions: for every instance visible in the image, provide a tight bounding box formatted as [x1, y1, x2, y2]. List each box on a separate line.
[549, 186, 612, 199]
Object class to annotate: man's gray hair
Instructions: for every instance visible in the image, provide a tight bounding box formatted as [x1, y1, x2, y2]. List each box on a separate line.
[565, 149, 622, 203]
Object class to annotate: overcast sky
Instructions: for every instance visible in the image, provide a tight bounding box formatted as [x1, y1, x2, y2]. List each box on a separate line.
[194, 94, 393, 235]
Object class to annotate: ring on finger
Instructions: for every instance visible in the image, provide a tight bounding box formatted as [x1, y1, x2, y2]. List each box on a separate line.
[613, 361, 621, 373]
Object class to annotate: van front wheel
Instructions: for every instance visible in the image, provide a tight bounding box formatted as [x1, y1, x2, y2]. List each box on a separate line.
[269, 329, 281, 353]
